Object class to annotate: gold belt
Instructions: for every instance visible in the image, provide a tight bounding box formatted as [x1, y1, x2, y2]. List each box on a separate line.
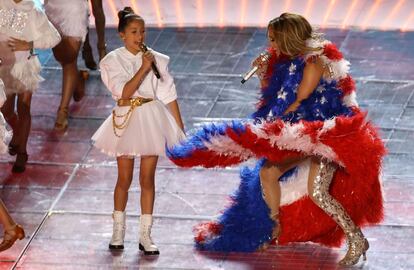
[112, 97, 153, 137]
[117, 97, 153, 107]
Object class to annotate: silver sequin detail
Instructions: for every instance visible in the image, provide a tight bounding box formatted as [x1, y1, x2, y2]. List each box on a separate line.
[311, 160, 368, 266]
[0, 8, 29, 35]
[277, 87, 287, 100]
[288, 63, 297, 75]
[316, 85, 326, 93]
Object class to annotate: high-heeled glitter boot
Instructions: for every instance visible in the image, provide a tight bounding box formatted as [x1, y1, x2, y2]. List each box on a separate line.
[311, 160, 369, 266]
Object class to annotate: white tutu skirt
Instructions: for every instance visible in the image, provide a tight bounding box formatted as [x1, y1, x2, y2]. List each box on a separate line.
[44, 0, 89, 42]
[0, 112, 10, 154]
[0, 41, 42, 94]
[92, 100, 185, 157]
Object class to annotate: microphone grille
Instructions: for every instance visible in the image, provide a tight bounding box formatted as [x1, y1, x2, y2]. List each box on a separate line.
[260, 51, 271, 62]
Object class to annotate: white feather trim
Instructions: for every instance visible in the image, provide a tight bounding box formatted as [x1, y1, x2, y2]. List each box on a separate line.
[280, 159, 311, 205]
[343, 92, 359, 107]
[325, 58, 351, 82]
[9, 57, 43, 93]
[251, 120, 340, 165]
[204, 134, 255, 161]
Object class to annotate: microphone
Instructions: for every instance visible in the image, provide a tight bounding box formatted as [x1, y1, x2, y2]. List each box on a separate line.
[140, 43, 161, 79]
[241, 51, 271, 84]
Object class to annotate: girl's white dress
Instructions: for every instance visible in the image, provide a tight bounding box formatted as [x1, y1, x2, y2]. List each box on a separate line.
[0, 0, 61, 94]
[44, 0, 89, 42]
[0, 79, 9, 153]
[92, 47, 185, 157]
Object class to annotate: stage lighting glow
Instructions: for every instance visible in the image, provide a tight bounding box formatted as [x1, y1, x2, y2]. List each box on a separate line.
[175, 0, 184, 28]
[283, 0, 291, 12]
[152, 0, 163, 27]
[401, 10, 414, 32]
[260, 0, 269, 27]
[361, 0, 381, 30]
[108, 0, 118, 22]
[219, 0, 225, 28]
[382, 0, 405, 30]
[240, 0, 247, 28]
[130, 0, 139, 14]
[197, 0, 204, 28]
[322, 0, 337, 27]
[304, 0, 314, 18]
[341, 0, 358, 29]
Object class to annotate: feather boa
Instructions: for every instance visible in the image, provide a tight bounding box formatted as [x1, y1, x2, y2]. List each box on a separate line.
[167, 38, 385, 252]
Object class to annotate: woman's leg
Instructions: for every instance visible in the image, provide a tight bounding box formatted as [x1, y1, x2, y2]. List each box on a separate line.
[11, 92, 32, 173]
[0, 94, 18, 154]
[260, 157, 305, 218]
[307, 157, 369, 266]
[109, 156, 134, 250]
[52, 37, 87, 130]
[90, 0, 106, 60]
[0, 199, 25, 252]
[0, 200, 16, 231]
[82, 30, 98, 70]
[139, 155, 160, 255]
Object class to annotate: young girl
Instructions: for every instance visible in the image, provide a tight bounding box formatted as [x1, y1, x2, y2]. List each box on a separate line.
[92, 7, 185, 255]
[0, 79, 25, 252]
[168, 13, 385, 266]
[0, 0, 61, 172]
[44, 0, 90, 130]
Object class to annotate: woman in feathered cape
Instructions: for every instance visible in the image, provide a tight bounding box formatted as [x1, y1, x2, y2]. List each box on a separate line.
[168, 13, 385, 266]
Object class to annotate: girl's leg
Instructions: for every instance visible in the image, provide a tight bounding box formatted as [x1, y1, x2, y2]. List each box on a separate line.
[0, 94, 18, 154]
[90, 0, 106, 60]
[0, 199, 25, 252]
[12, 92, 32, 173]
[139, 155, 158, 214]
[307, 157, 369, 266]
[139, 155, 160, 255]
[114, 157, 134, 211]
[259, 156, 304, 241]
[109, 156, 134, 250]
[52, 37, 87, 130]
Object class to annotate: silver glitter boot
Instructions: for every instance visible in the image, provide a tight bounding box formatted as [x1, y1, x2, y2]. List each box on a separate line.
[310, 160, 369, 266]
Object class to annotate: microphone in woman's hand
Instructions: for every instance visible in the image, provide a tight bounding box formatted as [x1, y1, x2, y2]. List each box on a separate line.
[140, 43, 161, 79]
[241, 51, 271, 84]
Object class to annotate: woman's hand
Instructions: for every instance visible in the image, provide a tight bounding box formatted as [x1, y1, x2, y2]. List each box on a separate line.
[8, 38, 33, 52]
[284, 100, 300, 115]
[141, 50, 154, 73]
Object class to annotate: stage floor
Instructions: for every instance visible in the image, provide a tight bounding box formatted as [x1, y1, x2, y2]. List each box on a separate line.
[0, 27, 413, 269]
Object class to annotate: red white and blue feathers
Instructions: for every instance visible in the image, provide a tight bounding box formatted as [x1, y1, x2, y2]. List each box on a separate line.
[167, 38, 385, 252]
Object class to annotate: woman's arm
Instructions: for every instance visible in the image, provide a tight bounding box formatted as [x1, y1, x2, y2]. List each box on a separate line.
[284, 58, 325, 114]
[121, 51, 153, 99]
[167, 100, 185, 132]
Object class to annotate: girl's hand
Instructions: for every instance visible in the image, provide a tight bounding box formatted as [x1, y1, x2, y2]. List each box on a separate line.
[141, 51, 154, 72]
[8, 38, 33, 52]
[284, 100, 300, 115]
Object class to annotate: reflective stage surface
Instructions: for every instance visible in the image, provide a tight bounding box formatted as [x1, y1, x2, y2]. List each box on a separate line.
[0, 27, 413, 269]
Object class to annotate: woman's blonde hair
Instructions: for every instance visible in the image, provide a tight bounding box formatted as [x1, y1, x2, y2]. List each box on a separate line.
[268, 13, 321, 57]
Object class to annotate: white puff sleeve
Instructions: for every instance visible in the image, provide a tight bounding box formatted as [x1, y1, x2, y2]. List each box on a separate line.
[100, 55, 130, 98]
[155, 56, 178, 104]
[30, 7, 61, 49]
